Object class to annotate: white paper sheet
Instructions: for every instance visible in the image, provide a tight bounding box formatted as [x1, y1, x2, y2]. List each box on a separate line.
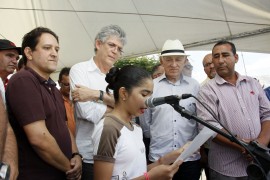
[174, 127, 215, 162]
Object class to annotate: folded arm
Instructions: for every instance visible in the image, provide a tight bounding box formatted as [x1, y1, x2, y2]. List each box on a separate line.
[72, 84, 115, 108]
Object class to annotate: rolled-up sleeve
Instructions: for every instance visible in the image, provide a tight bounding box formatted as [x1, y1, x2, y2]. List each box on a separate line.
[70, 62, 107, 124]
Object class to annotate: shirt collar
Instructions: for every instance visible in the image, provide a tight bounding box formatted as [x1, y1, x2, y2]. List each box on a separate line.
[25, 66, 56, 86]
[157, 73, 189, 85]
[87, 57, 104, 74]
[215, 72, 248, 85]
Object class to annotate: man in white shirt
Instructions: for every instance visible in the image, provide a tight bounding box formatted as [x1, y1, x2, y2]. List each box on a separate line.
[70, 25, 127, 180]
[140, 39, 201, 180]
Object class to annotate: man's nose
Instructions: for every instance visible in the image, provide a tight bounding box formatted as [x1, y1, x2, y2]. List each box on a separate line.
[217, 56, 225, 63]
[11, 57, 18, 64]
[171, 60, 177, 66]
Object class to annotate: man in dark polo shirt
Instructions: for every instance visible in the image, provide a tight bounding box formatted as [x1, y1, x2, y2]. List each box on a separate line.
[6, 27, 82, 180]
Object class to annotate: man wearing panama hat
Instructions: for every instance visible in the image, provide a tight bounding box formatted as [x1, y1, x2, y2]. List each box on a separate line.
[140, 39, 201, 180]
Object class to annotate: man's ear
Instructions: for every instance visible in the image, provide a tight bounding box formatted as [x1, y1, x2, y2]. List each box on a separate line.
[234, 53, 239, 63]
[159, 57, 163, 65]
[95, 40, 102, 51]
[24, 47, 33, 61]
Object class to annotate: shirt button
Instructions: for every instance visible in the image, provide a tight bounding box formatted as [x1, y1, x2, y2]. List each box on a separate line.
[174, 133, 177, 135]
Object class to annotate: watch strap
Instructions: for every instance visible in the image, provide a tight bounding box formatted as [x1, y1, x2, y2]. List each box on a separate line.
[99, 90, 104, 101]
[72, 152, 83, 160]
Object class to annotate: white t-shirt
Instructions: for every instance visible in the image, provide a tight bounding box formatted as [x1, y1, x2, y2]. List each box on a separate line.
[0, 79, 5, 104]
[93, 114, 147, 179]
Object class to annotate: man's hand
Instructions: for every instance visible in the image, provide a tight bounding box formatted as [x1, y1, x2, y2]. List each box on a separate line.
[8, 164, 18, 180]
[66, 156, 82, 180]
[240, 139, 253, 162]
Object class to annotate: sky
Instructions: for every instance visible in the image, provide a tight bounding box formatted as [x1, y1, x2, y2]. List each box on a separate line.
[186, 51, 270, 88]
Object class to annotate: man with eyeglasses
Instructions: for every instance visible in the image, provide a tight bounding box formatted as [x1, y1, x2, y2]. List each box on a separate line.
[58, 67, 76, 136]
[151, 63, 164, 79]
[201, 53, 216, 86]
[70, 24, 126, 180]
[140, 39, 201, 180]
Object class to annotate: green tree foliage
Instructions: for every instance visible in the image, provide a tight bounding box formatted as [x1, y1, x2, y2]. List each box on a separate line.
[114, 56, 159, 73]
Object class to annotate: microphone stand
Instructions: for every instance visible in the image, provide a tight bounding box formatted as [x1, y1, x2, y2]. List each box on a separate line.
[170, 103, 270, 180]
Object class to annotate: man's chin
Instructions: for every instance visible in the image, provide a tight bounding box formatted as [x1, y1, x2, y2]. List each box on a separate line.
[48, 67, 58, 73]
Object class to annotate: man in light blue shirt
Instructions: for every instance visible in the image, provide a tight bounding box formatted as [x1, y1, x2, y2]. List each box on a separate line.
[140, 39, 201, 180]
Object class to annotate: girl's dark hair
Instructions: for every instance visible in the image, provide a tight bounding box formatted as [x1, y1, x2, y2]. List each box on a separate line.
[105, 65, 151, 103]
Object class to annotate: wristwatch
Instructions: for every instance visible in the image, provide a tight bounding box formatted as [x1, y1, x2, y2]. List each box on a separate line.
[96, 90, 104, 103]
[72, 152, 83, 160]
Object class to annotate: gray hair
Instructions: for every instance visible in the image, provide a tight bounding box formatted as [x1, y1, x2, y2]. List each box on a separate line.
[94, 25, 127, 53]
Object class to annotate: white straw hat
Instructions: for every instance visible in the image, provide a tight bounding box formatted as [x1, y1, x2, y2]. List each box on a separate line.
[160, 39, 188, 56]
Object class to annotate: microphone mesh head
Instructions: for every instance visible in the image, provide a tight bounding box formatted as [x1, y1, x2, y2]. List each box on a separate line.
[145, 97, 154, 108]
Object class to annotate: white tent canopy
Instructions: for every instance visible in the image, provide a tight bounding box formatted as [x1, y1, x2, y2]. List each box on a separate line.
[1, 0, 270, 76]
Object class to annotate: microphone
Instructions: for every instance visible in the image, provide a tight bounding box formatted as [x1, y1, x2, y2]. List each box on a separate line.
[145, 94, 192, 108]
[243, 141, 270, 179]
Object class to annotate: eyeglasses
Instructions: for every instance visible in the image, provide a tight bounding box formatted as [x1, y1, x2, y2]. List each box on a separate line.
[60, 82, 70, 87]
[203, 62, 213, 68]
[106, 42, 123, 55]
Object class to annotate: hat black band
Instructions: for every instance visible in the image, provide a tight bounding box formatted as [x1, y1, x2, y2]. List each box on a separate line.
[161, 49, 185, 55]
